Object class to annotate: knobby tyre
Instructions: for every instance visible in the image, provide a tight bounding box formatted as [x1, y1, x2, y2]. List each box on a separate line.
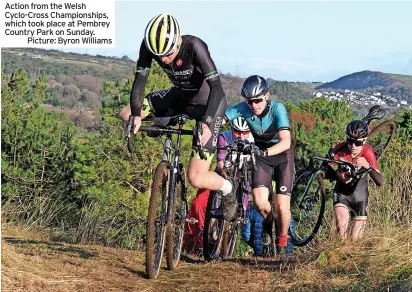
[203, 190, 226, 262]
[222, 220, 238, 258]
[221, 167, 240, 258]
[290, 170, 326, 246]
[368, 120, 396, 161]
[166, 168, 187, 271]
[146, 162, 170, 279]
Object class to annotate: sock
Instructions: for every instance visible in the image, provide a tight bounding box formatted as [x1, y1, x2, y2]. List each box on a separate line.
[278, 234, 288, 247]
[219, 179, 232, 196]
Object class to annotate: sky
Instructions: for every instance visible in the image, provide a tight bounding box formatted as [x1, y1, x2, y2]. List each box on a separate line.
[60, 1, 412, 82]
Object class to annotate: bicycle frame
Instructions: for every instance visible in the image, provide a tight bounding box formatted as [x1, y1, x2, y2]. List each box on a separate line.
[164, 118, 186, 225]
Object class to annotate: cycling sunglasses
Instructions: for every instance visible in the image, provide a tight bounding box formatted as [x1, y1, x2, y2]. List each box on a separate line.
[346, 138, 366, 147]
[246, 98, 264, 105]
[163, 49, 175, 57]
[234, 130, 250, 136]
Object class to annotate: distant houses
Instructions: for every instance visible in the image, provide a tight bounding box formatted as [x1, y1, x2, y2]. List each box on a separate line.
[312, 90, 411, 109]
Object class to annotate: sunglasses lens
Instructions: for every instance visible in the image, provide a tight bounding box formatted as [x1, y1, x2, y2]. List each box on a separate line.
[234, 130, 250, 135]
[246, 98, 263, 105]
[347, 139, 364, 146]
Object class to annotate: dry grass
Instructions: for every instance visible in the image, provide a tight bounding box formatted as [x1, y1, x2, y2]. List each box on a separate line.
[2, 223, 411, 292]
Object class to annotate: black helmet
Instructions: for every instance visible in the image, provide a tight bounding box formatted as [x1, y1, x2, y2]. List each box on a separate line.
[345, 120, 369, 139]
[240, 75, 269, 100]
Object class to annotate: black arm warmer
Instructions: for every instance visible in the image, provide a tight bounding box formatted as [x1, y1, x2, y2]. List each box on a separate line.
[368, 167, 384, 186]
[202, 78, 226, 124]
[324, 166, 339, 181]
[130, 71, 149, 117]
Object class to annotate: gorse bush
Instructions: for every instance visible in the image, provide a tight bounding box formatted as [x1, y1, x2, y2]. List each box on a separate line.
[1, 67, 411, 256]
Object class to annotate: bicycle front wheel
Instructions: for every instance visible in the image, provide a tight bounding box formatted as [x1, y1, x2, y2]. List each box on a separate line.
[368, 120, 396, 160]
[290, 170, 326, 247]
[166, 169, 187, 271]
[203, 190, 226, 262]
[146, 162, 170, 279]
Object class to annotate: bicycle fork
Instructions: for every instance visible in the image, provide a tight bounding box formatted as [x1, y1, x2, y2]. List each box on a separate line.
[165, 131, 183, 226]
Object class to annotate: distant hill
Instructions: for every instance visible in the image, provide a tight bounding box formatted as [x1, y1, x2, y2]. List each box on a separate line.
[316, 70, 412, 102]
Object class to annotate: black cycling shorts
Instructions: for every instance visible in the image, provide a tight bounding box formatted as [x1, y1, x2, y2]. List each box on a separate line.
[333, 176, 369, 220]
[146, 86, 226, 154]
[333, 192, 368, 220]
[252, 148, 294, 196]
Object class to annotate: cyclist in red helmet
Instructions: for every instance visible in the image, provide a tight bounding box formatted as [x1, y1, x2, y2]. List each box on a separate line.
[325, 120, 384, 240]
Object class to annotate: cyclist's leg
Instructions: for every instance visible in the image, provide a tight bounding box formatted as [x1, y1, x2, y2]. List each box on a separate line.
[333, 193, 351, 239]
[187, 99, 228, 192]
[351, 197, 368, 240]
[251, 158, 272, 218]
[192, 188, 210, 230]
[118, 87, 178, 121]
[273, 149, 294, 247]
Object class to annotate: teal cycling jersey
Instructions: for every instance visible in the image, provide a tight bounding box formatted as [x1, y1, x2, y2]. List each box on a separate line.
[224, 100, 290, 145]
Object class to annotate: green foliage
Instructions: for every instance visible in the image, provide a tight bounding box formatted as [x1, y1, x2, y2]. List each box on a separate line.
[1, 69, 78, 228]
[268, 79, 312, 103]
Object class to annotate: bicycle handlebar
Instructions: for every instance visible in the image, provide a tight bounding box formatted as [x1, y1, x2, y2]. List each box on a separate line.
[125, 115, 203, 156]
[311, 156, 368, 179]
[217, 139, 257, 168]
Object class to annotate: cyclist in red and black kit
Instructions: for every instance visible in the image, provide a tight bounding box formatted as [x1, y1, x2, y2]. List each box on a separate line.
[325, 120, 384, 240]
[119, 14, 233, 197]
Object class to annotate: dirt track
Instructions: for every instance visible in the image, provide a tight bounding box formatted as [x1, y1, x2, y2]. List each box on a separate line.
[1, 235, 319, 292]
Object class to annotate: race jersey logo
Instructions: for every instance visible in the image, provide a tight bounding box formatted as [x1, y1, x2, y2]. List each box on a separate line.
[176, 59, 182, 66]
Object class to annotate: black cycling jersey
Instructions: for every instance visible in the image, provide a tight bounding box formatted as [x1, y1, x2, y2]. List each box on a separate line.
[130, 35, 225, 125]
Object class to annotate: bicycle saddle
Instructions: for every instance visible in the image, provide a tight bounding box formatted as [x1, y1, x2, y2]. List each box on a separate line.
[362, 105, 386, 124]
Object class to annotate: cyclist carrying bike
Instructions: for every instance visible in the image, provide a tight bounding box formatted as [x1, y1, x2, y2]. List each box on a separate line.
[183, 117, 253, 256]
[325, 120, 384, 240]
[119, 14, 232, 196]
[224, 75, 294, 255]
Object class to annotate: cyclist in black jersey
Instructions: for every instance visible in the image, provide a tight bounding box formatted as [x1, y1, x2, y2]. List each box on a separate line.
[119, 14, 233, 197]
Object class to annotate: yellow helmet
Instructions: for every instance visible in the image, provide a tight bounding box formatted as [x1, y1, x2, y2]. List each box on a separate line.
[144, 13, 181, 56]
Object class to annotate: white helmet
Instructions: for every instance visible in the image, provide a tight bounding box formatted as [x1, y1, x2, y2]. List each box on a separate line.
[231, 117, 249, 131]
[144, 13, 181, 56]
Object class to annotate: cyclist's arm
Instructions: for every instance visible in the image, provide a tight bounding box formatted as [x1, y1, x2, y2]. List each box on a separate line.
[266, 129, 291, 156]
[193, 38, 226, 125]
[266, 102, 291, 156]
[130, 40, 153, 117]
[324, 165, 339, 181]
[363, 148, 384, 186]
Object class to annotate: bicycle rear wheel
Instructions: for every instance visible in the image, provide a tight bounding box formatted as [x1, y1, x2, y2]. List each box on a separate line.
[290, 170, 326, 246]
[166, 169, 187, 271]
[203, 190, 226, 262]
[368, 120, 396, 161]
[146, 162, 169, 279]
